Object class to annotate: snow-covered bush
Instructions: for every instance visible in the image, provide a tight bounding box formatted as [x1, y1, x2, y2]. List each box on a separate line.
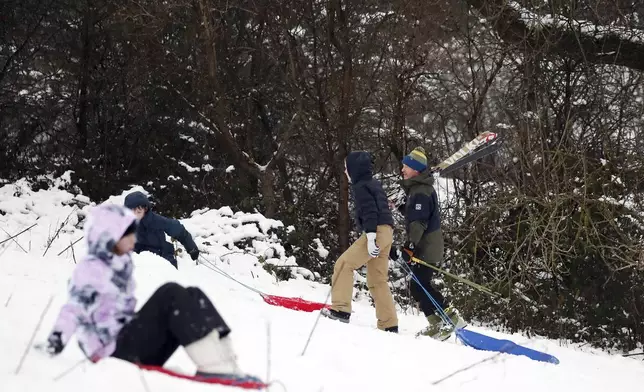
[0, 174, 322, 283]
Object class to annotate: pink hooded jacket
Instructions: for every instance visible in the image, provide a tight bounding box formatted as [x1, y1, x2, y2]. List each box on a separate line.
[48, 204, 138, 360]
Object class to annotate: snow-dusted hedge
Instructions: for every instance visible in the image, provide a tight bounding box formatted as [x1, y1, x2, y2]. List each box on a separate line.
[0, 172, 320, 282]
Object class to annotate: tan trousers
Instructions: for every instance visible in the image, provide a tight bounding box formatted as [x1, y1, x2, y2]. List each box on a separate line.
[330, 225, 398, 330]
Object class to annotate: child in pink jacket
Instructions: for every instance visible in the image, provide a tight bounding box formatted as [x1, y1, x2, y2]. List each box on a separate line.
[40, 204, 261, 384]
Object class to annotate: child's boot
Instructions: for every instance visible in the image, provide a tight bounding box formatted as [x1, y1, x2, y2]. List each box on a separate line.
[184, 329, 263, 384]
[417, 314, 444, 339]
[417, 307, 467, 341]
[445, 306, 467, 329]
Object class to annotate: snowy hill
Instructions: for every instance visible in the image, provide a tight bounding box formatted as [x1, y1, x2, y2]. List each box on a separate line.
[1, 175, 643, 391]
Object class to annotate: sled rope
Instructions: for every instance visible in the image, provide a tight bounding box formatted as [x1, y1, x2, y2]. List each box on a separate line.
[198, 255, 264, 295]
[198, 255, 329, 314]
[404, 251, 505, 300]
[400, 259, 562, 366]
[397, 260, 454, 327]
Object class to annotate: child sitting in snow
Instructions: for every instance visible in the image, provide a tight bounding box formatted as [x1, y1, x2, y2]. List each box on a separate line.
[124, 191, 199, 269]
[39, 204, 261, 384]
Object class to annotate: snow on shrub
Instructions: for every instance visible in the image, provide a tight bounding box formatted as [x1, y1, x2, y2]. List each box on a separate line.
[0, 172, 320, 282]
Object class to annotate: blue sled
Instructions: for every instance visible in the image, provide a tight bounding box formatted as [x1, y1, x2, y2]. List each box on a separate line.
[455, 328, 560, 365]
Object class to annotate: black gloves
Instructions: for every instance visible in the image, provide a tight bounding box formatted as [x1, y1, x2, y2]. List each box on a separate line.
[389, 241, 415, 264]
[188, 248, 200, 261]
[401, 241, 415, 264]
[45, 331, 64, 355]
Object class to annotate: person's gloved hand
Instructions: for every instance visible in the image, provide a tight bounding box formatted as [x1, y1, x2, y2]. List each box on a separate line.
[366, 232, 380, 258]
[401, 241, 415, 264]
[35, 331, 64, 356]
[188, 248, 200, 261]
[389, 246, 401, 261]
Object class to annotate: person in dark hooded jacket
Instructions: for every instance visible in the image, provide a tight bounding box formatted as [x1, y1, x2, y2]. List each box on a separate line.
[123, 191, 199, 269]
[320, 151, 398, 333]
[391, 147, 466, 340]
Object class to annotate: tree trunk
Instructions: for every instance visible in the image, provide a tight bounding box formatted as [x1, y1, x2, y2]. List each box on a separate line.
[76, 2, 92, 150]
[390, 76, 406, 164]
[195, 0, 218, 89]
[261, 168, 277, 218]
[337, 149, 351, 251]
[328, 0, 354, 252]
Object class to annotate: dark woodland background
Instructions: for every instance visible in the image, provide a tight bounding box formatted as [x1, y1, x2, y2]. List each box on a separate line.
[3, 0, 644, 351]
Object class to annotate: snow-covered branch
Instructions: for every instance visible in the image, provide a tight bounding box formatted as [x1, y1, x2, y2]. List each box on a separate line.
[468, 0, 644, 71]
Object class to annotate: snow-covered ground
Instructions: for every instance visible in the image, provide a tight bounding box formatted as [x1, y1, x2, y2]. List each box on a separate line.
[1, 175, 643, 391]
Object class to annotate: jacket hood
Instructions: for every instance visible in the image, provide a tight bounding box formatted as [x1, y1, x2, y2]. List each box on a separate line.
[346, 151, 373, 184]
[84, 204, 137, 262]
[401, 168, 435, 191]
[124, 191, 150, 210]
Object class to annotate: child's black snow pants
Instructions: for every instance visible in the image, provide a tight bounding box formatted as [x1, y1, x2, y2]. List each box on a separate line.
[111, 282, 230, 366]
[409, 263, 449, 317]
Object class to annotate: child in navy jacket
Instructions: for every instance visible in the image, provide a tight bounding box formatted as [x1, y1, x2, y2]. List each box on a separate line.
[124, 191, 199, 268]
[320, 151, 399, 332]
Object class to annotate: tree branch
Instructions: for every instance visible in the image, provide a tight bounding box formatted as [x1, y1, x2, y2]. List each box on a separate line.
[467, 0, 644, 71]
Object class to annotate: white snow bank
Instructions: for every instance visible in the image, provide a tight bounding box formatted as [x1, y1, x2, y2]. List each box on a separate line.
[1, 174, 643, 392]
[0, 175, 318, 282]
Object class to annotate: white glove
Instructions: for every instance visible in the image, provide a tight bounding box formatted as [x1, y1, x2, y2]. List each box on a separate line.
[366, 232, 380, 258]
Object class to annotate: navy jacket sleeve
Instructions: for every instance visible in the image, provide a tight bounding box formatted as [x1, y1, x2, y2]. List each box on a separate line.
[407, 192, 433, 245]
[157, 214, 198, 252]
[354, 183, 379, 233]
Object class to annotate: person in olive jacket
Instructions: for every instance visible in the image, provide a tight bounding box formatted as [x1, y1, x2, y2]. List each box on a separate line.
[392, 146, 466, 340]
[124, 191, 199, 269]
[321, 151, 399, 333]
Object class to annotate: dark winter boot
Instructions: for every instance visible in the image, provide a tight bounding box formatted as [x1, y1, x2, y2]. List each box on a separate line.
[384, 326, 398, 333]
[320, 308, 350, 323]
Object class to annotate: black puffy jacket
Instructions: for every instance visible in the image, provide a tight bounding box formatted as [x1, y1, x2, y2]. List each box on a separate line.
[124, 191, 198, 267]
[346, 151, 394, 233]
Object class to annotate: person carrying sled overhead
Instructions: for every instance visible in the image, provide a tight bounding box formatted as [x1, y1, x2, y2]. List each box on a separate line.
[38, 204, 262, 384]
[320, 151, 399, 333]
[124, 191, 199, 269]
[391, 146, 466, 340]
